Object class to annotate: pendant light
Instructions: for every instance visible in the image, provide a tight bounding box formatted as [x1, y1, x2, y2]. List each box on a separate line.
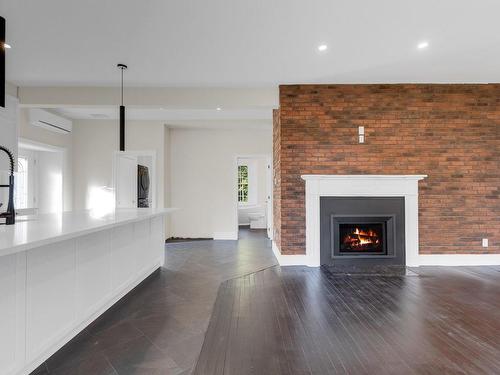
[1, 16, 6, 108]
[117, 63, 128, 151]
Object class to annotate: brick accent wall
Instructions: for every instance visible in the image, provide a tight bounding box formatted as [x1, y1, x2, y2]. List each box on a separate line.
[272, 109, 281, 250]
[275, 84, 500, 255]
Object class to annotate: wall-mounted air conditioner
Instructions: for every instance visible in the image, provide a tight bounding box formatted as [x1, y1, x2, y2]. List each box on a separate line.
[29, 108, 72, 134]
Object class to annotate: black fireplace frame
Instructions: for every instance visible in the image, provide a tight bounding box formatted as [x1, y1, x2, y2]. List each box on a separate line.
[320, 197, 405, 267]
[331, 215, 396, 258]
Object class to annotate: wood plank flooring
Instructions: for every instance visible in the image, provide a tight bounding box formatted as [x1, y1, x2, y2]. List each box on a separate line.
[194, 265, 500, 375]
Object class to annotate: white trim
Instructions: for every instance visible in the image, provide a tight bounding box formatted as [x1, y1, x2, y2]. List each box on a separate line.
[301, 174, 428, 181]
[418, 254, 500, 266]
[213, 231, 238, 240]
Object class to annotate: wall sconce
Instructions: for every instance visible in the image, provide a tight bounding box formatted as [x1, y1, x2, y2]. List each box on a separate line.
[358, 126, 365, 143]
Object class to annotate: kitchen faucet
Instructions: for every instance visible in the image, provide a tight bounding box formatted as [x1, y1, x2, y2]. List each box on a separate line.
[0, 145, 15, 225]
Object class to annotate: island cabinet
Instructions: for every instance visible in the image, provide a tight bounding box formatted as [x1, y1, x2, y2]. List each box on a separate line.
[0, 209, 172, 375]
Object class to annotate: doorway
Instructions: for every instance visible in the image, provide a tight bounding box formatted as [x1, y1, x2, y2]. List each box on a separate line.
[16, 139, 65, 215]
[113, 150, 157, 209]
[235, 155, 272, 239]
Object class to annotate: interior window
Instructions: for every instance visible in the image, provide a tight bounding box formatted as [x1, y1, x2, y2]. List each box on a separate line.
[238, 165, 249, 203]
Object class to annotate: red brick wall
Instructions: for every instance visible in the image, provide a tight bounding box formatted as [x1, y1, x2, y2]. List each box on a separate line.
[276, 84, 500, 255]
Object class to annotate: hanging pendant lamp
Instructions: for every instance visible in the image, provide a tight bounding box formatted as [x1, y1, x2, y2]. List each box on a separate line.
[1, 16, 7, 108]
[117, 63, 128, 151]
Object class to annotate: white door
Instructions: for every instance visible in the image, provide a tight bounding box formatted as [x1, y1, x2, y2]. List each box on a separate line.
[115, 154, 137, 208]
[266, 159, 273, 240]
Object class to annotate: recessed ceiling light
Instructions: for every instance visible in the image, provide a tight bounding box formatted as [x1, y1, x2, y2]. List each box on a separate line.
[3, 43, 11, 49]
[317, 44, 328, 52]
[216, 107, 222, 111]
[417, 41, 429, 49]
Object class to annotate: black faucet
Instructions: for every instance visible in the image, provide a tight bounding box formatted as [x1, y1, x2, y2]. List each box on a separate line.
[0, 145, 15, 225]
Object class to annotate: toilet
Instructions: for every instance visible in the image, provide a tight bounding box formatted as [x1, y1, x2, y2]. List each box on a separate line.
[248, 213, 266, 229]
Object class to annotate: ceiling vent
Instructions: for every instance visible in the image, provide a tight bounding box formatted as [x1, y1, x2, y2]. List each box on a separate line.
[29, 108, 72, 134]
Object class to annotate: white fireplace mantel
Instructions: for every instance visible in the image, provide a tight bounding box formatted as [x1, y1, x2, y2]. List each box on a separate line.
[301, 174, 427, 267]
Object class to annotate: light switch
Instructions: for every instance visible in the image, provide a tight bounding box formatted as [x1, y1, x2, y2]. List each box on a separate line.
[482, 238, 489, 247]
[358, 126, 365, 143]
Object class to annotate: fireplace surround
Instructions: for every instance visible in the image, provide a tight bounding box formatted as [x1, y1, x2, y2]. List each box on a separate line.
[298, 175, 427, 267]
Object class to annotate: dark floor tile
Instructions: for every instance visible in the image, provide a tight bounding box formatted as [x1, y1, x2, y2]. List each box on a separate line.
[103, 336, 183, 375]
[90, 321, 145, 350]
[29, 363, 49, 375]
[50, 354, 117, 375]
[45, 330, 102, 371]
[160, 331, 206, 370]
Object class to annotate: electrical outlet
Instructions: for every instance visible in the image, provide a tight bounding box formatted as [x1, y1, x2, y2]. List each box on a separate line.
[482, 238, 489, 247]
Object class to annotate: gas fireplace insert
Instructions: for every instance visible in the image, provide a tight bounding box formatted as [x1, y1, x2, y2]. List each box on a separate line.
[320, 197, 405, 266]
[332, 216, 394, 258]
[339, 222, 386, 255]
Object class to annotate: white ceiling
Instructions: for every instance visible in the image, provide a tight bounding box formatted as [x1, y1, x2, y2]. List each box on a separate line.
[2, 0, 500, 87]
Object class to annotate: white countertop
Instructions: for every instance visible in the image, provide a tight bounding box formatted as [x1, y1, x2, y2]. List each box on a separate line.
[0, 208, 176, 257]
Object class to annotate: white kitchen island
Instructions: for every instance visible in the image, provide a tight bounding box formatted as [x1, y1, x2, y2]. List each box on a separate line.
[0, 208, 175, 375]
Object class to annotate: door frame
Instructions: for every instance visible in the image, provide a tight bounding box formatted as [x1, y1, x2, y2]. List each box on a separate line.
[233, 154, 273, 240]
[113, 150, 157, 209]
[18, 138, 67, 213]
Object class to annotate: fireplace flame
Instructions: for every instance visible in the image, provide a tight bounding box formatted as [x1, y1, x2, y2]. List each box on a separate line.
[343, 227, 380, 250]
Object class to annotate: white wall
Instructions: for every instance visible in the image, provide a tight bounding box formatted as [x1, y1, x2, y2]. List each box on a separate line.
[164, 127, 171, 237]
[169, 127, 272, 239]
[37, 151, 63, 214]
[71, 120, 165, 212]
[18, 109, 73, 211]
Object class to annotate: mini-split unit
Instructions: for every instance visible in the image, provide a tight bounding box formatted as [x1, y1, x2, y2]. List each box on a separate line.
[29, 108, 73, 134]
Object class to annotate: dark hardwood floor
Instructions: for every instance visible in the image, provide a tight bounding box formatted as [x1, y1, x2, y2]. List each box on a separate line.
[194, 265, 500, 375]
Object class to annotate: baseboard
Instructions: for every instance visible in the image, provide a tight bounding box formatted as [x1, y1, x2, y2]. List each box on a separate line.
[272, 242, 500, 267]
[272, 241, 312, 266]
[213, 231, 238, 240]
[417, 254, 500, 266]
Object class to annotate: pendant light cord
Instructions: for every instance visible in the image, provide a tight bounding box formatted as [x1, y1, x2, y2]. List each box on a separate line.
[121, 67, 124, 106]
